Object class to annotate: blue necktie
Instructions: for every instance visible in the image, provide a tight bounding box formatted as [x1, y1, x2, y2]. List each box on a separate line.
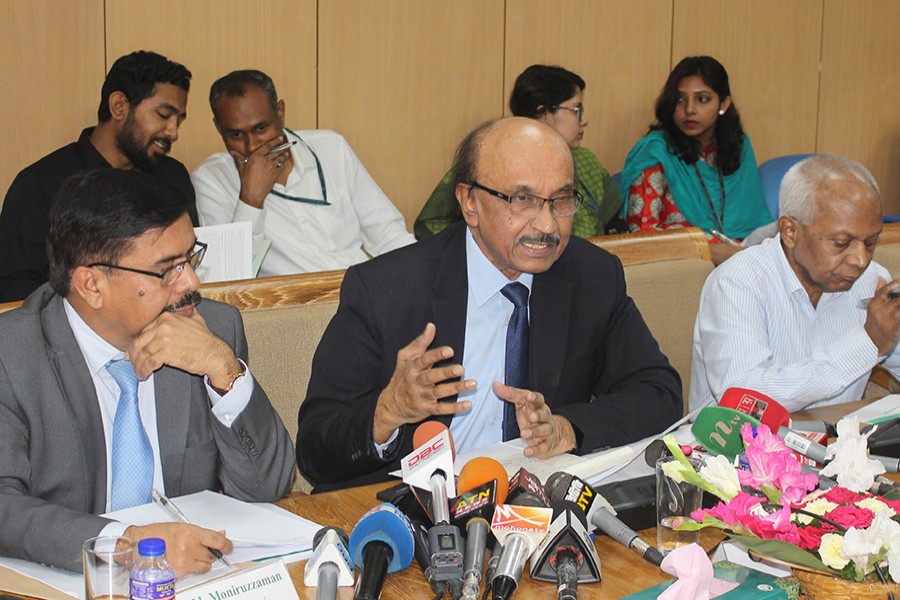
[500, 282, 530, 441]
[106, 359, 154, 510]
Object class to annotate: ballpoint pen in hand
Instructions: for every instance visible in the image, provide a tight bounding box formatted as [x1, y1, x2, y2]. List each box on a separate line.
[151, 489, 232, 567]
[710, 229, 741, 247]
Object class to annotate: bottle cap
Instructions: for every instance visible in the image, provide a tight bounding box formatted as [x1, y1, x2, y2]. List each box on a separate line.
[137, 537, 166, 557]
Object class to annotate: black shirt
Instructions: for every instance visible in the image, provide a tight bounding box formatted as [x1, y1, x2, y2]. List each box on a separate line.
[0, 127, 198, 302]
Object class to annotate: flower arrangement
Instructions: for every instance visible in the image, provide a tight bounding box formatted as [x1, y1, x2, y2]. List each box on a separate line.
[661, 417, 900, 585]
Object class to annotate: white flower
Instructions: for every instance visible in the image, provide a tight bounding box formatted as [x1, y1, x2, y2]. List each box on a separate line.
[856, 497, 896, 518]
[819, 416, 885, 492]
[794, 498, 839, 525]
[889, 530, 900, 584]
[698, 454, 741, 499]
[819, 533, 850, 570]
[660, 459, 691, 483]
[841, 511, 897, 577]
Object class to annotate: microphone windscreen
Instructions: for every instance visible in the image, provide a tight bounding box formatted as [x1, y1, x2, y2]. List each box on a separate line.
[719, 388, 790, 430]
[543, 471, 575, 504]
[458, 457, 509, 503]
[413, 421, 456, 459]
[643, 438, 670, 468]
[348, 503, 416, 573]
[691, 406, 760, 459]
[313, 526, 349, 550]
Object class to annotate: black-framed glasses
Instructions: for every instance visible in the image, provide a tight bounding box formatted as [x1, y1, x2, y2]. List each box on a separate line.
[88, 241, 207, 287]
[552, 104, 584, 122]
[468, 181, 583, 217]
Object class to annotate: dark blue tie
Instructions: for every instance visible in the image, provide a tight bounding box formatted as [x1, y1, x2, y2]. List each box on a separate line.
[500, 282, 529, 441]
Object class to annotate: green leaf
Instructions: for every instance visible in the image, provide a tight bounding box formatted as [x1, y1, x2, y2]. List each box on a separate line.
[727, 534, 834, 573]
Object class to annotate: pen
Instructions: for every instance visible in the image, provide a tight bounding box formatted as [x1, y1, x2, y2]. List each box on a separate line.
[151, 489, 232, 567]
[710, 229, 741, 247]
[268, 140, 297, 154]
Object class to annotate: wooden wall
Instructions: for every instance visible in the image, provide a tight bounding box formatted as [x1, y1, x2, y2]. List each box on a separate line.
[2, 0, 899, 228]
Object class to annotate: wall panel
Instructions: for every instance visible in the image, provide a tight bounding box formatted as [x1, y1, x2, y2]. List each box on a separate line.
[818, 0, 900, 213]
[506, 0, 673, 175]
[105, 0, 317, 175]
[672, 0, 823, 164]
[318, 0, 505, 227]
[0, 0, 104, 208]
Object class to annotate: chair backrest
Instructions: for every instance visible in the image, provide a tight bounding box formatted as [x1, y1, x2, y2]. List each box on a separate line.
[758, 153, 815, 219]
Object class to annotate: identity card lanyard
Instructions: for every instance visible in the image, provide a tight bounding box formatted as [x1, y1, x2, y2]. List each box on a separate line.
[269, 128, 330, 206]
[692, 160, 725, 233]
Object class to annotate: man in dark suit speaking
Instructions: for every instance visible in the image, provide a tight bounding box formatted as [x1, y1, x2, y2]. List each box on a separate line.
[297, 117, 682, 490]
[0, 169, 294, 574]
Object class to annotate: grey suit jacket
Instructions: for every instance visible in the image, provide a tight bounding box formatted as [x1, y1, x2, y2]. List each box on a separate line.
[0, 285, 295, 571]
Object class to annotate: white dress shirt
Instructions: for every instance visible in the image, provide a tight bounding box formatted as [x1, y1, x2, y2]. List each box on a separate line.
[63, 301, 253, 531]
[192, 129, 415, 276]
[689, 234, 900, 412]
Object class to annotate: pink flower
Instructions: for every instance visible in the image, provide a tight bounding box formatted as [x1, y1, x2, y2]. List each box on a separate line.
[738, 502, 800, 544]
[740, 442, 790, 489]
[824, 505, 876, 530]
[692, 492, 764, 527]
[883, 498, 900, 513]
[822, 487, 870, 505]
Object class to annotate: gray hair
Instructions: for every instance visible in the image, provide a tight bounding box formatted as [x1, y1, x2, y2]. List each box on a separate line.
[779, 154, 880, 224]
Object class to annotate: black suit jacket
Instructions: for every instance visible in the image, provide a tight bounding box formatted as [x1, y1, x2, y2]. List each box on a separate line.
[296, 222, 682, 490]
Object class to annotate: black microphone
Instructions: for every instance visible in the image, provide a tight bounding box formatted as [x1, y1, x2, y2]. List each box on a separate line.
[545, 472, 663, 567]
[411, 518, 444, 597]
[529, 500, 602, 600]
[303, 526, 354, 599]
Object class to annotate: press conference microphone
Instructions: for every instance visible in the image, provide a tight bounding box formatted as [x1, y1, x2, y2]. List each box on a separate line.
[529, 501, 602, 600]
[348, 503, 415, 600]
[303, 527, 355, 599]
[693, 404, 900, 474]
[451, 457, 509, 600]
[490, 497, 553, 600]
[545, 471, 663, 567]
[402, 422, 464, 584]
[506, 467, 550, 506]
[410, 519, 443, 596]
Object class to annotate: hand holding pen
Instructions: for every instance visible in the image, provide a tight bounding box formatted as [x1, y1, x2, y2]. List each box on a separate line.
[151, 489, 233, 568]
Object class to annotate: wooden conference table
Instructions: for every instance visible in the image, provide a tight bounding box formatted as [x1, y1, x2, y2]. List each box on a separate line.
[7, 400, 895, 599]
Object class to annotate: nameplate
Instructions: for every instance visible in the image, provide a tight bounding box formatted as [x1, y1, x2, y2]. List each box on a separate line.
[178, 559, 299, 600]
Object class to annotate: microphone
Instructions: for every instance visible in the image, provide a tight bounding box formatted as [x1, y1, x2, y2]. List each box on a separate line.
[693, 405, 900, 474]
[348, 503, 415, 600]
[450, 457, 509, 600]
[718, 387, 790, 429]
[489, 498, 553, 600]
[529, 501, 602, 599]
[506, 467, 550, 506]
[401, 423, 464, 585]
[545, 471, 663, 567]
[303, 527, 355, 598]
[410, 518, 444, 596]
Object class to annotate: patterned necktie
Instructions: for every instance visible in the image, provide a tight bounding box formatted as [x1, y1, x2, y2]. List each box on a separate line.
[106, 359, 153, 510]
[500, 282, 530, 441]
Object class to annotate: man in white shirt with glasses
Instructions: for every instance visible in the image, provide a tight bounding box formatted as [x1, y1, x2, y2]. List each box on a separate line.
[0, 169, 294, 574]
[192, 69, 415, 276]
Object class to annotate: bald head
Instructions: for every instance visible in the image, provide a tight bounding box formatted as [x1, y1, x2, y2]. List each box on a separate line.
[453, 117, 576, 280]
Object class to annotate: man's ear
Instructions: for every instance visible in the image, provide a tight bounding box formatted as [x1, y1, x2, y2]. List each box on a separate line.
[779, 215, 797, 248]
[456, 183, 478, 227]
[276, 99, 286, 127]
[108, 91, 130, 123]
[70, 266, 106, 310]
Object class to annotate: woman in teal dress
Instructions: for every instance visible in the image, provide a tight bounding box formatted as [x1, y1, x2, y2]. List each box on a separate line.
[621, 56, 772, 264]
[414, 64, 623, 240]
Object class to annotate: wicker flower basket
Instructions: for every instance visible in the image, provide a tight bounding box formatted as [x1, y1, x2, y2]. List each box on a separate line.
[792, 565, 900, 599]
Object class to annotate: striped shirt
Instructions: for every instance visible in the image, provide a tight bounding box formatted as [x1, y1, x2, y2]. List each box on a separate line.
[689, 234, 900, 412]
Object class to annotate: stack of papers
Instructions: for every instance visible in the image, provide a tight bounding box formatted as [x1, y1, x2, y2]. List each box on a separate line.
[0, 491, 320, 600]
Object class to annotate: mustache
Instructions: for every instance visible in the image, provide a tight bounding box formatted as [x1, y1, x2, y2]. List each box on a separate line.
[164, 291, 201, 313]
[518, 233, 561, 247]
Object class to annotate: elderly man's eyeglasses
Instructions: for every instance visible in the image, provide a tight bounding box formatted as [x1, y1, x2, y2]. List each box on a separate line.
[88, 241, 207, 287]
[468, 182, 583, 217]
[552, 104, 584, 121]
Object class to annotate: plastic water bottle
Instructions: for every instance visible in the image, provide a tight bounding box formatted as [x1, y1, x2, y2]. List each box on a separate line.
[130, 538, 175, 600]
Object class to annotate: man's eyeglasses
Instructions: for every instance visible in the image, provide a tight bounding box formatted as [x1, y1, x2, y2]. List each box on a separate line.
[468, 182, 583, 217]
[552, 104, 584, 122]
[87, 241, 207, 287]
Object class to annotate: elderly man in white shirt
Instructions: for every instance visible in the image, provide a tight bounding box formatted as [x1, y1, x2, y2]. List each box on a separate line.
[690, 154, 900, 412]
[192, 70, 414, 276]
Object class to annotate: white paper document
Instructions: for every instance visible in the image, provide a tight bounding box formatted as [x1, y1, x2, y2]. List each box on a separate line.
[847, 394, 900, 424]
[194, 222, 270, 283]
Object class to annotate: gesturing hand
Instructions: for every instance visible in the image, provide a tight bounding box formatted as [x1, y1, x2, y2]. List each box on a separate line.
[493, 382, 576, 458]
[373, 323, 475, 444]
[865, 277, 900, 355]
